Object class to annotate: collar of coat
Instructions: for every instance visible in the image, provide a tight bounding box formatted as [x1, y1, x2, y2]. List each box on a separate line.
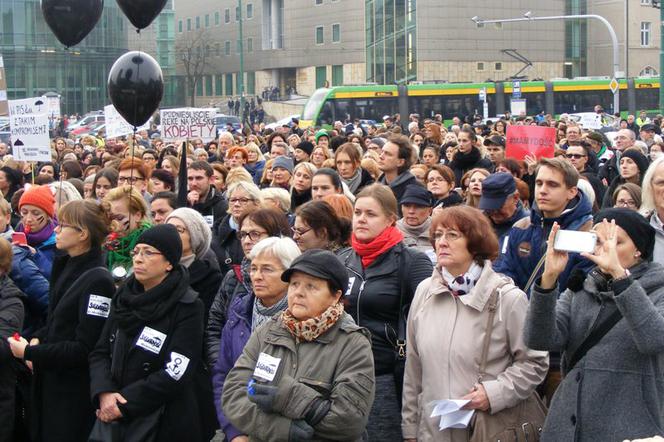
[263, 312, 371, 348]
[428, 260, 514, 312]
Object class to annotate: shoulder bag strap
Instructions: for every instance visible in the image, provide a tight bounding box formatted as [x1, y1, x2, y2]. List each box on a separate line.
[524, 254, 546, 295]
[477, 289, 499, 382]
[396, 246, 409, 359]
[566, 307, 622, 372]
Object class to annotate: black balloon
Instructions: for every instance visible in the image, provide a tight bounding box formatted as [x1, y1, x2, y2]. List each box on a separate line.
[108, 51, 163, 127]
[41, 0, 103, 48]
[116, 0, 167, 30]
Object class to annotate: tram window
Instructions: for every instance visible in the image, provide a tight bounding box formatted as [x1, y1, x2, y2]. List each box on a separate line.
[554, 90, 613, 114]
[635, 88, 658, 111]
[318, 101, 334, 126]
[519, 92, 545, 115]
[329, 98, 398, 122]
[411, 95, 484, 120]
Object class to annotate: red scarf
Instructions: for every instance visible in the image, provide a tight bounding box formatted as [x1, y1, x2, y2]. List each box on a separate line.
[351, 226, 404, 268]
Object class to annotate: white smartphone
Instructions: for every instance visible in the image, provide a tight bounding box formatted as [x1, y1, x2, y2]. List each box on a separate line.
[553, 230, 597, 254]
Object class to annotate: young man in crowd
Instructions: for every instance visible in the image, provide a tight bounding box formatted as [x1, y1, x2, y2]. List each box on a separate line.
[187, 161, 228, 230]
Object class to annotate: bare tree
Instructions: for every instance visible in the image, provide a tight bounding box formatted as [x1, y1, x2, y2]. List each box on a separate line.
[176, 29, 211, 107]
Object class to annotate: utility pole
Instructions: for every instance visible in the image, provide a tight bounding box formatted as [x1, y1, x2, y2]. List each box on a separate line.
[238, 0, 245, 125]
[472, 12, 622, 114]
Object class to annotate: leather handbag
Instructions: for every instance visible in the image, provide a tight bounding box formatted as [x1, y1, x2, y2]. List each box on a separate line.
[468, 285, 548, 442]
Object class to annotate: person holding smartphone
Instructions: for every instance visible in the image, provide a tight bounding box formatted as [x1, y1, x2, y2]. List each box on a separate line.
[525, 208, 664, 441]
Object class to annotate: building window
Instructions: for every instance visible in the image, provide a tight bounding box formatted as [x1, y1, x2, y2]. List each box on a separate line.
[215, 11, 220, 25]
[332, 65, 343, 86]
[196, 80, 203, 97]
[226, 73, 233, 96]
[195, 16, 200, 29]
[247, 38, 253, 52]
[205, 76, 213, 96]
[641, 0, 652, 5]
[205, 14, 209, 27]
[332, 24, 340, 43]
[247, 3, 253, 19]
[215, 75, 223, 95]
[641, 22, 651, 46]
[225, 41, 231, 56]
[178, 20, 183, 32]
[316, 0, 323, 4]
[315, 26, 324, 44]
[187, 18, 191, 31]
[236, 6, 241, 20]
[640, 66, 658, 76]
[316, 66, 327, 88]
[247, 71, 256, 94]
[495, 62, 502, 71]
[477, 62, 485, 71]
[225, 8, 230, 23]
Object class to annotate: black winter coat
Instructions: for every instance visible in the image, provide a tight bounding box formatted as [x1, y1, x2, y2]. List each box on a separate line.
[89, 276, 206, 442]
[24, 250, 114, 442]
[189, 250, 222, 323]
[192, 186, 228, 232]
[0, 276, 24, 442]
[211, 214, 244, 277]
[340, 242, 433, 375]
[449, 147, 493, 187]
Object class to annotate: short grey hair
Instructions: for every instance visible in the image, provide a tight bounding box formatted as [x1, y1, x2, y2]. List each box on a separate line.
[259, 187, 291, 213]
[248, 236, 301, 269]
[640, 155, 664, 216]
[227, 181, 261, 213]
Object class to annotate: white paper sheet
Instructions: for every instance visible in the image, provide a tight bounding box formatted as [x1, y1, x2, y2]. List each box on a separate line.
[429, 399, 475, 431]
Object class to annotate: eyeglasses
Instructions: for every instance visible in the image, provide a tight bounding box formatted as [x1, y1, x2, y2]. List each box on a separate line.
[615, 199, 636, 208]
[565, 153, 586, 159]
[237, 230, 267, 241]
[118, 176, 144, 184]
[291, 226, 312, 237]
[433, 230, 463, 242]
[55, 223, 82, 232]
[130, 248, 163, 258]
[229, 197, 254, 205]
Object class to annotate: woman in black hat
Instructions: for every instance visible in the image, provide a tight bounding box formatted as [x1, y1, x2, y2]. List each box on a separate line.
[525, 208, 664, 441]
[222, 249, 375, 441]
[601, 147, 649, 208]
[89, 224, 208, 441]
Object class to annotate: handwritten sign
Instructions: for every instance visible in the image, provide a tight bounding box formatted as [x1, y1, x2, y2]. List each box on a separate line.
[505, 125, 556, 161]
[104, 105, 150, 138]
[9, 97, 51, 162]
[160, 108, 216, 142]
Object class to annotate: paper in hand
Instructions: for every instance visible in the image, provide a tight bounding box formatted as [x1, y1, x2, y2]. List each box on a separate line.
[429, 399, 475, 431]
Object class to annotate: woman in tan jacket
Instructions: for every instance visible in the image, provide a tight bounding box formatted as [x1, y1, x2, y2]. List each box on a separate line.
[401, 206, 548, 441]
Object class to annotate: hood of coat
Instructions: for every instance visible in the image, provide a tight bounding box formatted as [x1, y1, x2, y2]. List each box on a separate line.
[430, 260, 515, 312]
[530, 187, 593, 230]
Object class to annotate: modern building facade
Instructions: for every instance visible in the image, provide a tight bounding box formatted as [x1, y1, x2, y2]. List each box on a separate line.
[0, 0, 128, 114]
[127, 0, 179, 107]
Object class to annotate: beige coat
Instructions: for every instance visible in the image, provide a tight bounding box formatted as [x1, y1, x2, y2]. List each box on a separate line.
[401, 261, 549, 441]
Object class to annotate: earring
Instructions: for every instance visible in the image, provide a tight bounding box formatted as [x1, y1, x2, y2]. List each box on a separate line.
[635, 252, 641, 258]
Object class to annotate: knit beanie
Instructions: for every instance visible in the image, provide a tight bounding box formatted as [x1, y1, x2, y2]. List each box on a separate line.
[135, 224, 183, 267]
[19, 185, 55, 219]
[165, 208, 211, 260]
[621, 149, 650, 178]
[594, 208, 655, 261]
[295, 141, 314, 156]
[272, 156, 294, 175]
[315, 129, 329, 144]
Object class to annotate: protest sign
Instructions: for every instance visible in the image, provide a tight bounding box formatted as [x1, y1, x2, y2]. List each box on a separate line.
[505, 125, 556, 161]
[9, 97, 51, 162]
[160, 108, 216, 142]
[105, 104, 150, 138]
[44, 95, 61, 119]
[574, 113, 602, 130]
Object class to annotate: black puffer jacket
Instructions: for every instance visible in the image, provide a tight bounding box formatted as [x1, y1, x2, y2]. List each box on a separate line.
[210, 215, 244, 277]
[340, 242, 433, 375]
[0, 275, 25, 442]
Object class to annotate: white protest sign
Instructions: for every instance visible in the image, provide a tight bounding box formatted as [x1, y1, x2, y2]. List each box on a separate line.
[9, 97, 51, 162]
[104, 105, 150, 138]
[43, 95, 61, 119]
[160, 108, 216, 142]
[576, 113, 602, 130]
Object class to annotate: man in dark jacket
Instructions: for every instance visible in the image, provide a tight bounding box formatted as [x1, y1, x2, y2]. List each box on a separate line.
[479, 173, 530, 248]
[187, 161, 228, 231]
[378, 134, 418, 215]
[494, 157, 593, 293]
[564, 143, 606, 205]
[599, 128, 636, 186]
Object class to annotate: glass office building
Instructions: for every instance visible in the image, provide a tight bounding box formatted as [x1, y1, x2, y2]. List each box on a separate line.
[365, 0, 417, 85]
[0, 0, 128, 114]
[565, 0, 587, 78]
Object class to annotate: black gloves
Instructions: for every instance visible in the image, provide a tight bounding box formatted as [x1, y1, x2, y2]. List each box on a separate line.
[289, 419, 314, 442]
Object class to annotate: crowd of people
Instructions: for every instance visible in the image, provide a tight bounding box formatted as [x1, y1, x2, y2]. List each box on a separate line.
[0, 107, 664, 442]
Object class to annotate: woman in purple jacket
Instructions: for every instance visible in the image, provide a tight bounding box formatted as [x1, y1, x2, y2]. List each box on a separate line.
[211, 237, 300, 442]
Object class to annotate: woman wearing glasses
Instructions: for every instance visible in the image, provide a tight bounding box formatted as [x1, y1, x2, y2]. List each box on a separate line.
[340, 184, 433, 440]
[102, 186, 152, 278]
[89, 224, 207, 441]
[212, 237, 300, 442]
[402, 206, 548, 442]
[9, 200, 115, 442]
[293, 200, 351, 254]
[425, 164, 463, 209]
[206, 209, 292, 366]
[211, 182, 261, 277]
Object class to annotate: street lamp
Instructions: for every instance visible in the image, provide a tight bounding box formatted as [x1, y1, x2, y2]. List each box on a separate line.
[472, 11, 621, 114]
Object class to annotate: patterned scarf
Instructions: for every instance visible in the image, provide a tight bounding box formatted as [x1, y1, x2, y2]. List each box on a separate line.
[251, 294, 289, 332]
[441, 261, 483, 297]
[281, 302, 344, 343]
[104, 221, 152, 271]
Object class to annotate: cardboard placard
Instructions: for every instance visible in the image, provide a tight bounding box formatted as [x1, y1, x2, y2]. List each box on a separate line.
[160, 108, 216, 142]
[9, 97, 51, 162]
[505, 125, 556, 161]
[104, 104, 150, 138]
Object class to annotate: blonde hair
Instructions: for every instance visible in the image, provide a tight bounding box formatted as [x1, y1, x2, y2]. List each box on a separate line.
[293, 162, 318, 178]
[226, 167, 254, 186]
[259, 187, 291, 213]
[640, 155, 664, 216]
[102, 185, 149, 219]
[245, 142, 265, 163]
